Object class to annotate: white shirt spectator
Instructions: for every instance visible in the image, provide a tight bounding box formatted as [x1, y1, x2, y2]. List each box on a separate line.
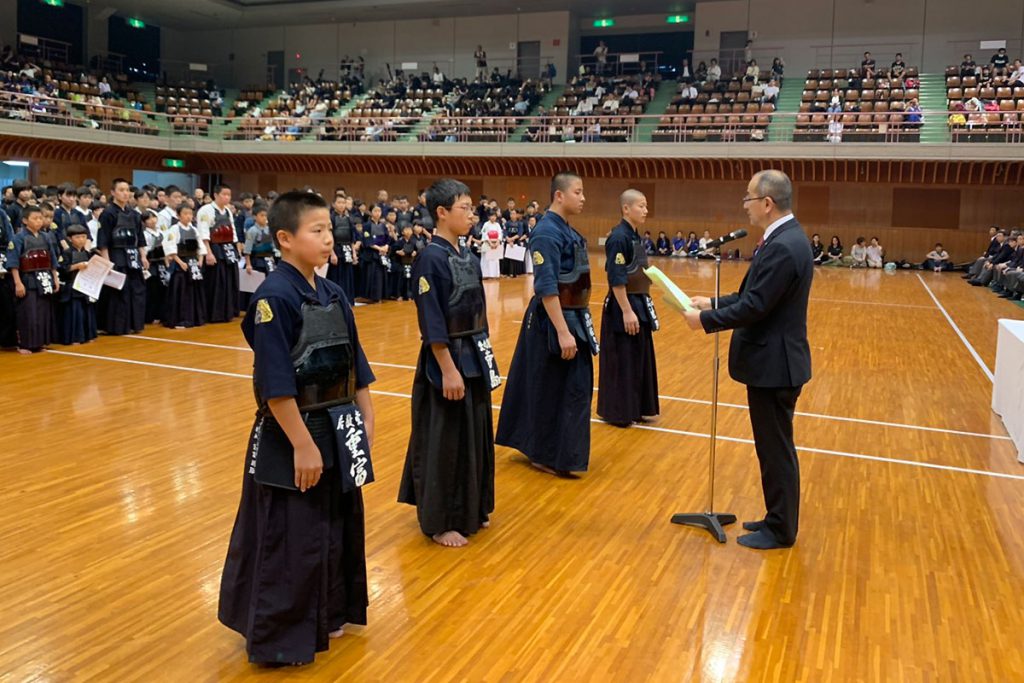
[432, 70, 444, 85]
[763, 83, 780, 101]
[708, 64, 722, 81]
[680, 85, 698, 100]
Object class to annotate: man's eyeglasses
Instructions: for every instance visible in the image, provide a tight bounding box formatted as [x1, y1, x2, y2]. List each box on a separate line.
[742, 195, 773, 204]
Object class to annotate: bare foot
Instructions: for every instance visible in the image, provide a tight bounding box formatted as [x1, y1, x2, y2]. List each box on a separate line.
[17, 348, 32, 355]
[432, 530, 469, 547]
[329, 627, 345, 638]
[481, 520, 490, 528]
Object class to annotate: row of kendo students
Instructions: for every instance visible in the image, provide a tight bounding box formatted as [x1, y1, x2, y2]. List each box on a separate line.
[215, 175, 668, 666]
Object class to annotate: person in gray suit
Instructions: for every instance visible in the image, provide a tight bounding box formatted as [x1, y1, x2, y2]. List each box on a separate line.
[684, 170, 813, 550]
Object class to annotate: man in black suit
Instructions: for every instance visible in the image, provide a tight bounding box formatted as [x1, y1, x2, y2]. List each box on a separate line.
[684, 170, 813, 550]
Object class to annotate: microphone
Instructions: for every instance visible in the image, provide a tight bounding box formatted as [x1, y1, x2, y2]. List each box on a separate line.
[705, 228, 748, 250]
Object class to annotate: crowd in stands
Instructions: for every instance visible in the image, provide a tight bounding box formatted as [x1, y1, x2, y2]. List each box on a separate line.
[796, 52, 923, 142]
[655, 47, 780, 142]
[946, 48, 1024, 140]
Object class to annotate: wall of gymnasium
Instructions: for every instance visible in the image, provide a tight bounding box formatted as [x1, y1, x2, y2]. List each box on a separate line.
[693, 0, 1024, 75]
[159, 12, 572, 88]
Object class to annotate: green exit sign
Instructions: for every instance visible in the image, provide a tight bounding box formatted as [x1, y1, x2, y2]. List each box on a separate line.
[42, 0, 65, 7]
[666, 14, 690, 24]
[593, 18, 615, 28]
[162, 158, 185, 169]
[128, 17, 146, 29]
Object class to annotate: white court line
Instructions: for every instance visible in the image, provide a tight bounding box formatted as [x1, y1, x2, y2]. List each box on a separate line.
[43, 348, 1024, 482]
[127, 334, 1010, 441]
[915, 273, 995, 382]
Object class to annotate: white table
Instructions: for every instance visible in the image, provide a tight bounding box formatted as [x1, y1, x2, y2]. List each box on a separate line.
[992, 319, 1024, 463]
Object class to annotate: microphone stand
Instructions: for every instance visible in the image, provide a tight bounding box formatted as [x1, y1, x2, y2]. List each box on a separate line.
[671, 244, 736, 543]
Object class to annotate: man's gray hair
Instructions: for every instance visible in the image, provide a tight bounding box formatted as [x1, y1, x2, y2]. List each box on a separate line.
[754, 170, 793, 211]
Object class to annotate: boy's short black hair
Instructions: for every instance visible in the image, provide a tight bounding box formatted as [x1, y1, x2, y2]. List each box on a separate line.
[550, 171, 581, 200]
[22, 205, 42, 219]
[111, 177, 129, 190]
[269, 190, 329, 249]
[164, 185, 182, 196]
[67, 223, 89, 237]
[426, 178, 471, 223]
[253, 203, 269, 215]
[77, 186, 92, 197]
[178, 204, 194, 215]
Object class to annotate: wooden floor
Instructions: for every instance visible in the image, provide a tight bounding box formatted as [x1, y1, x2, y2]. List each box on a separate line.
[2, 258, 1024, 682]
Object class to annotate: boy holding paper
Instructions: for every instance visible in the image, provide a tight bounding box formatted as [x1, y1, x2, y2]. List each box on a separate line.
[597, 189, 660, 427]
[219, 191, 376, 666]
[57, 223, 98, 345]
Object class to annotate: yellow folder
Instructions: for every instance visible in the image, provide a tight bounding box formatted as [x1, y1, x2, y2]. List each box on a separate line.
[643, 265, 696, 313]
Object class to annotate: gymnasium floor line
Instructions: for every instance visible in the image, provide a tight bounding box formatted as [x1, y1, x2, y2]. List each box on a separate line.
[915, 272, 995, 382]
[43, 348, 1024, 482]
[124, 333, 1012, 442]
[587, 280, 939, 310]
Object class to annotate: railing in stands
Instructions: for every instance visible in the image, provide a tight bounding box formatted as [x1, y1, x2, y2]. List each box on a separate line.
[2, 91, 1022, 144]
[573, 51, 665, 76]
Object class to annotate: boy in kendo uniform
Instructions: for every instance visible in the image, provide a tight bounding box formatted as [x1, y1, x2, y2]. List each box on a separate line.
[218, 191, 376, 666]
[6, 206, 61, 353]
[58, 223, 98, 345]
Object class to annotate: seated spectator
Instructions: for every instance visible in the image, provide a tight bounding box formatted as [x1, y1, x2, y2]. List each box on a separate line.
[671, 231, 687, 256]
[695, 61, 708, 83]
[969, 231, 1016, 286]
[822, 235, 843, 265]
[990, 48, 1010, 80]
[708, 58, 722, 82]
[1009, 60, 1024, 87]
[861, 51, 876, 79]
[686, 231, 701, 257]
[890, 54, 906, 83]
[960, 54, 978, 78]
[850, 237, 868, 267]
[988, 232, 1024, 296]
[432, 65, 445, 86]
[642, 231, 655, 255]
[924, 243, 952, 272]
[744, 60, 759, 83]
[906, 99, 923, 128]
[656, 231, 671, 256]
[810, 233, 824, 264]
[993, 238, 1024, 299]
[679, 59, 694, 83]
[762, 79, 780, 104]
[827, 115, 844, 143]
[678, 82, 698, 104]
[771, 57, 785, 83]
[965, 228, 1003, 279]
[866, 237, 884, 268]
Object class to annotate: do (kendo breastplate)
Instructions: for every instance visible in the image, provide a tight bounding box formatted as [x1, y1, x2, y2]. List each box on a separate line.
[111, 210, 138, 249]
[210, 208, 234, 244]
[624, 233, 652, 295]
[177, 225, 201, 260]
[280, 299, 357, 413]
[19, 232, 52, 272]
[557, 241, 592, 309]
[332, 216, 353, 245]
[445, 245, 486, 338]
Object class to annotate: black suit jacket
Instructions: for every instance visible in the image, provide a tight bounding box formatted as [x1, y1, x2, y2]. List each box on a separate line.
[700, 217, 814, 388]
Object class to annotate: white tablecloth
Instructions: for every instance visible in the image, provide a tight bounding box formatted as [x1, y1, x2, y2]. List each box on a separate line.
[992, 319, 1024, 463]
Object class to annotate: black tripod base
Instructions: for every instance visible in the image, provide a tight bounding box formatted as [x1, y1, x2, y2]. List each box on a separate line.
[671, 512, 737, 543]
